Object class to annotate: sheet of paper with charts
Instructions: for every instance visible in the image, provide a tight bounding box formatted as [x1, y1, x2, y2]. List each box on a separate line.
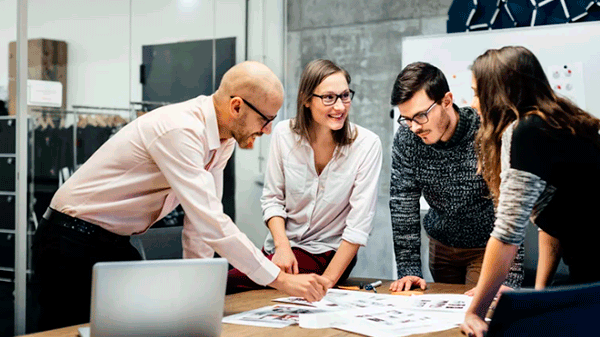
[221, 305, 332, 328]
[222, 289, 472, 336]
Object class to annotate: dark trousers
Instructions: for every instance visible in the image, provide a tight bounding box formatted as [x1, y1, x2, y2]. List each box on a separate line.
[31, 212, 142, 331]
[226, 247, 356, 294]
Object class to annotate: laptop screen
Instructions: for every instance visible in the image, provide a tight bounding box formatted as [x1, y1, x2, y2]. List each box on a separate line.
[90, 258, 228, 337]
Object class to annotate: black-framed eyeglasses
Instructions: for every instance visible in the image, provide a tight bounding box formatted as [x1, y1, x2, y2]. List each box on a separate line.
[312, 89, 355, 106]
[397, 101, 437, 127]
[231, 96, 276, 129]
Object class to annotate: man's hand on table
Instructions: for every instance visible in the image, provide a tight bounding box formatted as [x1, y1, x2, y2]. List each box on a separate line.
[268, 271, 329, 302]
[389, 275, 427, 292]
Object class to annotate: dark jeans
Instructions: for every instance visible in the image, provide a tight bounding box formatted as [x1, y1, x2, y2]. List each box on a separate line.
[226, 247, 357, 295]
[32, 215, 142, 331]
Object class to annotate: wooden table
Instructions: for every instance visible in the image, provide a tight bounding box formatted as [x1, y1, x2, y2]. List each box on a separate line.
[20, 280, 470, 337]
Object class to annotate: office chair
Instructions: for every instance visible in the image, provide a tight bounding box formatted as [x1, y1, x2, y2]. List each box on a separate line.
[487, 281, 600, 337]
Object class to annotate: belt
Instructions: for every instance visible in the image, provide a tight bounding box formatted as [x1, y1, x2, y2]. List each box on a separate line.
[43, 208, 129, 244]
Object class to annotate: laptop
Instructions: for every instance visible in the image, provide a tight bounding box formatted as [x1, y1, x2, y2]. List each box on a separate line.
[86, 258, 228, 337]
[487, 281, 600, 337]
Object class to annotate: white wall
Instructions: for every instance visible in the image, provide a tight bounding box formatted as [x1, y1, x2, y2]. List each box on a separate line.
[21, 0, 130, 109]
[129, 0, 248, 105]
[1, 0, 252, 110]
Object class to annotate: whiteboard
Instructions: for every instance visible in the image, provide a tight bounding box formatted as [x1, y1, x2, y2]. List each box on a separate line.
[398, 21, 600, 133]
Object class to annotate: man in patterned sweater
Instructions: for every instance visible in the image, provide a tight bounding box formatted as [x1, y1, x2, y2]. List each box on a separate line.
[388, 62, 523, 293]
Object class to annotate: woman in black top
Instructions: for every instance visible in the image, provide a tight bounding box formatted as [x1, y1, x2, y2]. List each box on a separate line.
[461, 46, 600, 337]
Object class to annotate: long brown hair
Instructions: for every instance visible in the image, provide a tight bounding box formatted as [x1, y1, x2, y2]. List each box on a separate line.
[472, 46, 600, 202]
[292, 59, 357, 145]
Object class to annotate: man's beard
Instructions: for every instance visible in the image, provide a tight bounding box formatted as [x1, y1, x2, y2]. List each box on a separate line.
[237, 132, 263, 149]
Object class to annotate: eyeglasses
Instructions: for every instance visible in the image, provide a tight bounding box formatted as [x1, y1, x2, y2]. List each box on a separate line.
[312, 89, 355, 106]
[398, 102, 437, 127]
[231, 96, 277, 130]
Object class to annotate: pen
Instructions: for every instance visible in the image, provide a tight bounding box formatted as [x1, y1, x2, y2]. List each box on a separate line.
[368, 280, 382, 288]
[363, 280, 382, 293]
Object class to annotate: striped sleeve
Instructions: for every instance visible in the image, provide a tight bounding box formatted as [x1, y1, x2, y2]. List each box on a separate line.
[491, 168, 546, 245]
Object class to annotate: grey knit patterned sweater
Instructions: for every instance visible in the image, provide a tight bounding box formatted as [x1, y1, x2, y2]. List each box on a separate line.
[390, 106, 524, 288]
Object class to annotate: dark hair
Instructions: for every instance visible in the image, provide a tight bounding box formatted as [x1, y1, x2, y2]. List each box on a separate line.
[390, 62, 450, 106]
[292, 59, 356, 146]
[472, 46, 600, 201]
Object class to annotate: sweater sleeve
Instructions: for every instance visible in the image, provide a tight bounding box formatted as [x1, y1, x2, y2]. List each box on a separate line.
[390, 130, 423, 279]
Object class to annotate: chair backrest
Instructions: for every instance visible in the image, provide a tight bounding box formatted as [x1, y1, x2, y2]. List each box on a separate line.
[487, 281, 600, 337]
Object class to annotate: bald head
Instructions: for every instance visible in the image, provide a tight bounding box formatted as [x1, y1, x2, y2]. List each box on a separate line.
[215, 61, 284, 111]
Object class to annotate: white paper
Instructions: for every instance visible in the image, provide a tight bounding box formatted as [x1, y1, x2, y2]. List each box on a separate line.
[300, 306, 460, 337]
[407, 294, 472, 312]
[222, 305, 330, 328]
[334, 320, 457, 337]
[27, 80, 63, 107]
[77, 327, 90, 337]
[283, 289, 470, 336]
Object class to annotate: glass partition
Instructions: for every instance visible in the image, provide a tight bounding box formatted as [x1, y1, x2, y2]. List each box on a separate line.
[0, 0, 18, 335]
[19, 0, 129, 334]
[5, 1, 258, 334]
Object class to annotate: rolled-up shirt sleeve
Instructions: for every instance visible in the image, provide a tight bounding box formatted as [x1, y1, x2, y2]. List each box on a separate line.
[342, 137, 382, 246]
[261, 124, 288, 223]
[148, 128, 280, 286]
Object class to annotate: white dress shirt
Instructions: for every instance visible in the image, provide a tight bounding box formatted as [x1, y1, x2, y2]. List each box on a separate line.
[261, 120, 382, 254]
[51, 95, 280, 285]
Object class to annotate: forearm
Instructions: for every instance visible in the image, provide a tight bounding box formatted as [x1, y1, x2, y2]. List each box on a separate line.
[503, 243, 525, 289]
[267, 216, 291, 250]
[535, 229, 562, 289]
[467, 237, 519, 318]
[322, 240, 360, 285]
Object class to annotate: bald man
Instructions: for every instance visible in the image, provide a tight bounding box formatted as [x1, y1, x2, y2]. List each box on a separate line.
[31, 61, 330, 331]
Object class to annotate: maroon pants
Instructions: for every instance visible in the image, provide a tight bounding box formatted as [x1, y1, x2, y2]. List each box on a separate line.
[226, 247, 356, 294]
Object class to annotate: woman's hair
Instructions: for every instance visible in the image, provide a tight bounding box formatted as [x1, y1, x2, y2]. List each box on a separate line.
[472, 45, 600, 202]
[292, 59, 356, 145]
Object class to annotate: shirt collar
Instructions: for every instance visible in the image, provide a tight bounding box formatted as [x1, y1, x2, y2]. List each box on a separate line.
[201, 95, 222, 151]
[336, 144, 350, 158]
